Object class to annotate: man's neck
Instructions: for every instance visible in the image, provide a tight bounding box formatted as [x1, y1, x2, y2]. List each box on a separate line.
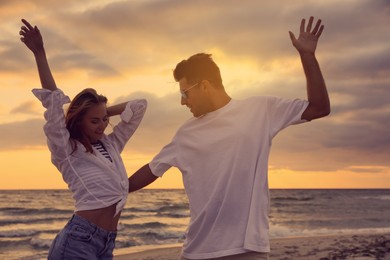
[211, 92, 231, 112]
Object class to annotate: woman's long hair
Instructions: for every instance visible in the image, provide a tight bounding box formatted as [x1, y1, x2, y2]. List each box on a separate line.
[65, 88, 108, 153]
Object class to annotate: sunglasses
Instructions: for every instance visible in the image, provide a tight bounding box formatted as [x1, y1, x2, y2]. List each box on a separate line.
[180, 82, 200, 99]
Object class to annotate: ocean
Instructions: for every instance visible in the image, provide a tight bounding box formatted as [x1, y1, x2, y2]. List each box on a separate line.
[1, 189, 389, 260]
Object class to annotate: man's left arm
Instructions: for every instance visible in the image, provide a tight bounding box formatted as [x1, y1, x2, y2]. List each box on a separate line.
[289, 16, 330, 121]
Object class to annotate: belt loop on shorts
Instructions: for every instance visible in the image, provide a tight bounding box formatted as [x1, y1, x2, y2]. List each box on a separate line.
[71, 214, 117, 239]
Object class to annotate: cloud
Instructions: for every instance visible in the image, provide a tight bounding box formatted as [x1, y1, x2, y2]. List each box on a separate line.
[0, 0, 389, 177]
[346, 166, 389, 174]
[0, 118, 46, 150]
[14, 26, 120, 77]
[10, 100, 41, 115]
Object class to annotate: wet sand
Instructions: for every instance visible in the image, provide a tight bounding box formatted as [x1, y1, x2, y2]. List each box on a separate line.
[114, 232, 389, 259]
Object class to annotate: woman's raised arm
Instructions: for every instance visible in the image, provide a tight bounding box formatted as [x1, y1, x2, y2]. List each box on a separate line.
[20, 19, 57, 91]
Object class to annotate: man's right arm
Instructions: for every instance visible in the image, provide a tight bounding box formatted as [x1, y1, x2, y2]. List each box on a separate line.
[289, 16, 330, 121]
[128, 164, 158, 192]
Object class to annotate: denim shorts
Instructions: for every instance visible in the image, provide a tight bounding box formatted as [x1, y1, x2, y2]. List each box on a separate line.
[47, 214, 117, 260]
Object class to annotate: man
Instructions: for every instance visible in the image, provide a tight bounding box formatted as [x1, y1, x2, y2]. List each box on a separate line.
[128, 16, 330, 260]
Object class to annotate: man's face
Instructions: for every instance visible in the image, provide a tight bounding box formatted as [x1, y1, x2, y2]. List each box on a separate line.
[179, 78, 209, 118]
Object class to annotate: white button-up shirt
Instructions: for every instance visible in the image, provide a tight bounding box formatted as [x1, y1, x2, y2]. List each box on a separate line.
[33, 88, 147, 216]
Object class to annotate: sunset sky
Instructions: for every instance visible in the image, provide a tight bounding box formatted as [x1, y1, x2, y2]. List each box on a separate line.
[1, 0, 389, 189]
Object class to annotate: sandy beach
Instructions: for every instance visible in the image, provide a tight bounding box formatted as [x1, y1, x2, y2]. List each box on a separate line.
[114, 232, 389, 260]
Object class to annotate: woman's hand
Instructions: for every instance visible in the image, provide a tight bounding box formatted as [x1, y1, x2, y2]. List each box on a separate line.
[20, 19, 44, 54]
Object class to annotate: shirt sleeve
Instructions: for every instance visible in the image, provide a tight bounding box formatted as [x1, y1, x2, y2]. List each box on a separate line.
[107, 99, 147, 153]
[32, 88, 73, 165]
[267, 97, 309, 138]
[149, 140, 177, 177]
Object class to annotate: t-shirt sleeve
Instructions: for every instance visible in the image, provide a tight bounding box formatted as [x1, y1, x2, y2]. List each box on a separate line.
[149, 140, 177, 177]
[267, 97, 309, 138]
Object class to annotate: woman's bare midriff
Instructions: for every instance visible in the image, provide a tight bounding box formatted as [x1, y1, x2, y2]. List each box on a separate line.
[75, 203, 121, 232]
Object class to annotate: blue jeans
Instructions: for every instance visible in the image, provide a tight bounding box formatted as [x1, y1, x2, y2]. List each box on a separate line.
[48, 214, 117, 260]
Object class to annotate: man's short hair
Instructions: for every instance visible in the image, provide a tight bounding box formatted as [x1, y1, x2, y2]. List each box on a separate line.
[173, 53, 223, 87]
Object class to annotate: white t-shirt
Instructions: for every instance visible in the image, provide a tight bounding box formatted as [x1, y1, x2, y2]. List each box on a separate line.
[150, 96, 309, 259]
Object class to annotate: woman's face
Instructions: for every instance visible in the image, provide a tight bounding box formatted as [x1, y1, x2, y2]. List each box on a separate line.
[80, 102, 109, 144]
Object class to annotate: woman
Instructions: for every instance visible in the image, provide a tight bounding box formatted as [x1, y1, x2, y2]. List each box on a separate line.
[19, 19, 147, 259]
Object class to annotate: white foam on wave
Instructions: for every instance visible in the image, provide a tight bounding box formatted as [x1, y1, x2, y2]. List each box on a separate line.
[30, 236, 52, 249]
[270, 224, 390, 238]
[0, 229, 38, 237]
[360, 194, 390, 200]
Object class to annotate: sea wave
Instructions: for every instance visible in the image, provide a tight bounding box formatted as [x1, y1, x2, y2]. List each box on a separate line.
[1, 189, 389, 260]
[120, 221, 169, 230]
[0, 237, 31, 248]
[270, 224, 390, 238]
[156, 211, 189, 218]
[0, 207, 72, 215]
[360, 195, 390, 200]
[0, 216, 69, 227]
[0, 229, 39, 238]
[30, 237, 52, 249]
[272, 196, 314, 202]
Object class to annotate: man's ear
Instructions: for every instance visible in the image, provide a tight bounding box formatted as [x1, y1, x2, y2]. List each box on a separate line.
[201, 80, 213, 91]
